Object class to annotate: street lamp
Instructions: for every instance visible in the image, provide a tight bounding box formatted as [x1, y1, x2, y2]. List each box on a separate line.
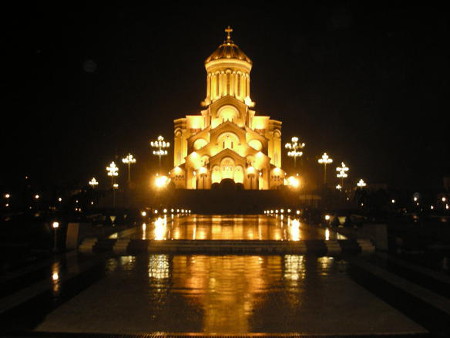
[89, 177, 98, 188]
[285, 136, 305, 171]
[52, 221, 59, 252]
[357, 179, 366, 188]
[150, 136, 170, 173]
[106, 161, 119, 207]
[122, 153, 136, 184]
[336, 162, 349, 188]
[318, 152, 333, 185]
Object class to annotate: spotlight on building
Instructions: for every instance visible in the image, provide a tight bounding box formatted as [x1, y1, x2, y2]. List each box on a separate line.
[154, 174, 170, 189]
[286, 175, 300, 189]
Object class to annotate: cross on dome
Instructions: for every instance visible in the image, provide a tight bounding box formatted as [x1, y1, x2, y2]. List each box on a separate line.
[225, 26, 233, 42]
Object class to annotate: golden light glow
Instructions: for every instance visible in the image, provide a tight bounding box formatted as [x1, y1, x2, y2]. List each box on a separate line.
[153, 217, 167, 240]
[121, 153, 136, 164]
[357, 179, 366, 188]
[106, 161, 119, 176]
[89, 177, 98, 188]
[154, 174, 170, 188]
[148, 254, 169, 279]
[289, 219, 301, 241]
[318, 152, 333, 184]
[286, 175, 300, 188]
[170, 27, 285, 190]
[318, 152, 333, 165]
[51, 262, 61, 296]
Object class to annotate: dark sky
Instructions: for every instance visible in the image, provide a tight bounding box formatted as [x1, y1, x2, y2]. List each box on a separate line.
[3, 2, 449, 190]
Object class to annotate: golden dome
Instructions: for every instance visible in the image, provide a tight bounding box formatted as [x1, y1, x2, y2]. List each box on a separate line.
[205, 26, 252, 64]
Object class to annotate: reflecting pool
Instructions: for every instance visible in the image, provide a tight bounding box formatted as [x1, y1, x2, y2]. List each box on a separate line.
[36, 215, 425, 335]
[133, 214, 344, 241]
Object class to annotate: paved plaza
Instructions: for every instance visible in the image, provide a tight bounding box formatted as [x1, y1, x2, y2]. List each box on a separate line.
[1, 215, 449, 336]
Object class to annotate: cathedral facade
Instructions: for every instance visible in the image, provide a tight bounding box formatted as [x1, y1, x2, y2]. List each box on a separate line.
[169, 27, 286, 190]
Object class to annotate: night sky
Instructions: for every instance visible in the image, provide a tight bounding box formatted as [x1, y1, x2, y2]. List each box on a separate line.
[3, 2, 449, 191]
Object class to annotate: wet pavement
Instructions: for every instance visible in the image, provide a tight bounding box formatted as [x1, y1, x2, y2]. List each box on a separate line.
[1, 215, 449, 336]
[113, 214, 338, 241]
[34, 254, 425, 335]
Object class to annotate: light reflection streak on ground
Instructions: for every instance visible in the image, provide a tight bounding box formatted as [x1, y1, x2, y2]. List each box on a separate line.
[135, 214, 337, 241]
[35, 240, 425, 334]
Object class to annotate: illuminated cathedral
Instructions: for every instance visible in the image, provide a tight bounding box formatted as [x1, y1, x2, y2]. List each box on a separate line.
[169, 27, 286, 190]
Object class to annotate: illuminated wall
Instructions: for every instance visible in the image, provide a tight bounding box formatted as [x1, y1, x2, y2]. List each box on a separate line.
[170, 27, 285, 190]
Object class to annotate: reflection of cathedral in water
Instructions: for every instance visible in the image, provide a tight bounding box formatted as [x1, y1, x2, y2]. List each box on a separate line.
[170, 27, 286, 190]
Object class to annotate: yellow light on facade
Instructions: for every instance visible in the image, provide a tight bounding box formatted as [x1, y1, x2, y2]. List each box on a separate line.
[244, 96, 253, 106]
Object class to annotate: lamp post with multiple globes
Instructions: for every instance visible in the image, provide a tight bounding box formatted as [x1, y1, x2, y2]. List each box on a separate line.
[285, 136, 305, 172]
[150, 136, 170, 173]
[106, 161, 119, 207]
[336, 162, 349, 188]
[122, 153, 136, 184]
[318, 152, 333, 185]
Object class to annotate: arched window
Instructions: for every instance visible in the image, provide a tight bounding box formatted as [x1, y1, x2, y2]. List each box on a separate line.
[220, 157, 235, 179]
[218, 132, 239, 150]
[218, 105, 238, 123]
[211, 166, 221, 183]
[234, 166, 244, 183]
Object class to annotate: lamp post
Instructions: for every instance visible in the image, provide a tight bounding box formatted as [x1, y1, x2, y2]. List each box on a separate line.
[318, 152, 333, 185]
[150, 136, 170, 173]
[122, 153, 136, 184]
[89, 177, 98, 188]
[336, 162, 349, 188]
[106, 161, 119, 207]
[285, 137, 305, 171]
[357, 179, 366, 188]
[52, 221, 59, 253]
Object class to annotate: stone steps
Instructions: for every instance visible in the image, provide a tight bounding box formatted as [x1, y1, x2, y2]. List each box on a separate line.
[79, 238, 375, 256]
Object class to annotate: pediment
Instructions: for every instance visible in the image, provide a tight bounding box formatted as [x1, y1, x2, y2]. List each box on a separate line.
[209, 96, 248, 114]
[209, 148, 246, 166]
[211, 121, 245, 137]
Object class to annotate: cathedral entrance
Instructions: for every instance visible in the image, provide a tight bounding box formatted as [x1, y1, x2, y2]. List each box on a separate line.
[209, 157, 244, 185]
[220, 157, 234, 180]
